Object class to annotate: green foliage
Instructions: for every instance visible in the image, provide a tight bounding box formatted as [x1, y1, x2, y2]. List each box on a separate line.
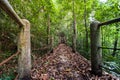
[94, 0, 120, 76]
[0, 0, 120, 77]
[0, 70, 15, 80]
[103, 61, 120, 77]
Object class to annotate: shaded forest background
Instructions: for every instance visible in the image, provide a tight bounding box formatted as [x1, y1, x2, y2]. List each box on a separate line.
[0, 0, 120, 79]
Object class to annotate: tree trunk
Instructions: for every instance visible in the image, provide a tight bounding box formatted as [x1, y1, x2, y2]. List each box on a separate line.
[50, 35, 53, 49]
[112, 23, 119, 56]
[84, 0, 89, 52]
[18, 19, 31, 80]
[90, 21, 102, 76]
[72, 0, 77, 52]
[0, 42, 1, 52]
[47, 14, 50, 45]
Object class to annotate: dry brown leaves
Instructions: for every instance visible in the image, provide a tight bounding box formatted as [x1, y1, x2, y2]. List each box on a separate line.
[0, 58, 18, 78]
[31, 44, 119, 80]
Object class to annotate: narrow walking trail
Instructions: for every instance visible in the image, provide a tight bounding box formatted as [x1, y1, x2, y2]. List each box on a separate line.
[31, 44, 118, 80]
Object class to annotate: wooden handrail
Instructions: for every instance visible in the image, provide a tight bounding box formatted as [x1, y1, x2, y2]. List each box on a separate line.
[0, 51, 20, 66]
[90, 18, 120, 76]
[0, 1, 31, 79]
[0, 0, 24, 26]
[99, 18, 120, 26]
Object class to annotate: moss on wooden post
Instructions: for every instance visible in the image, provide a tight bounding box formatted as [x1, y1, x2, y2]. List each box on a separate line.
[90, 21, 102, 76]
[18, 19, 31, 80]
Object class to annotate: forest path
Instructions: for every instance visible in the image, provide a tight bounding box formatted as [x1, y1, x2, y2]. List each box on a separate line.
[31, 44, 118, 80]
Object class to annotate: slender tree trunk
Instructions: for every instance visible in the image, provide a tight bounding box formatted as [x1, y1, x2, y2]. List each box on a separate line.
[72, 0, 77, 52]
[101, 28, 104, 47]
[0, 42, 1, 52]
[84, 0, 89, 52]
[47, 14, 50, 45]
[50, 35, 53, 49]
[112, 23, 119, 56]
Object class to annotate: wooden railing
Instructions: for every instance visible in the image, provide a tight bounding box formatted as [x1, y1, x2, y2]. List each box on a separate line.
[0, 51, 20, 66]
[0, 0, 31, 80]
[90, 17, 120, 76]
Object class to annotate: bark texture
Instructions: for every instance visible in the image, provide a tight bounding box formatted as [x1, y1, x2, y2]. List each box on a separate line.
[90, 21, 102, 76]
[47, 14, 50, 45]
[84, 0, 89, 52]
[18, 19, 31, 79]
[72, 0, 77, 53]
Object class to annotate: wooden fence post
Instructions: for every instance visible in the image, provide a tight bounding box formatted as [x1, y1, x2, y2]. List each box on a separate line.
[90, 21, 102, 76]
[18, 19, 31, 79]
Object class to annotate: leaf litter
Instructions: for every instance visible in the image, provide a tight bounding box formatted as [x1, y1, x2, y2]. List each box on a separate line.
[31, 44, 119, 80]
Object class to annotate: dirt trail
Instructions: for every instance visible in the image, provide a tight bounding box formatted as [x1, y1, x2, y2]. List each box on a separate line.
[31, 44, 118, 80]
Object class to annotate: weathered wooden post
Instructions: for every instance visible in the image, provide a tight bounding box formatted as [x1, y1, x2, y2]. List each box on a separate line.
[0, 0, 31, 79]
[18, 19, 31, 79]
[90, 21, 102, 76]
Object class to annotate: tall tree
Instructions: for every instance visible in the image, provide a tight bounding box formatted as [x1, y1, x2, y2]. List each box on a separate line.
[72, 0, 77, 52]
[112, 23, 119, 56]
[84, 0, 89, 52]
[112, 5, 119, 56]
[47, 14, 50, 45]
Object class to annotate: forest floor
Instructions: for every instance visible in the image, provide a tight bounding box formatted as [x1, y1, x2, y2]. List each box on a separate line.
[31, 43, 119, 80]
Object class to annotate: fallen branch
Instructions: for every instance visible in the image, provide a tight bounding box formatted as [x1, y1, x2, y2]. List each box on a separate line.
[0, 51, 20, 66]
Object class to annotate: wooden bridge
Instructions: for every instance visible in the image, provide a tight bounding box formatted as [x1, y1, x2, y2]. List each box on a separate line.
[0, 0, 120, 80]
